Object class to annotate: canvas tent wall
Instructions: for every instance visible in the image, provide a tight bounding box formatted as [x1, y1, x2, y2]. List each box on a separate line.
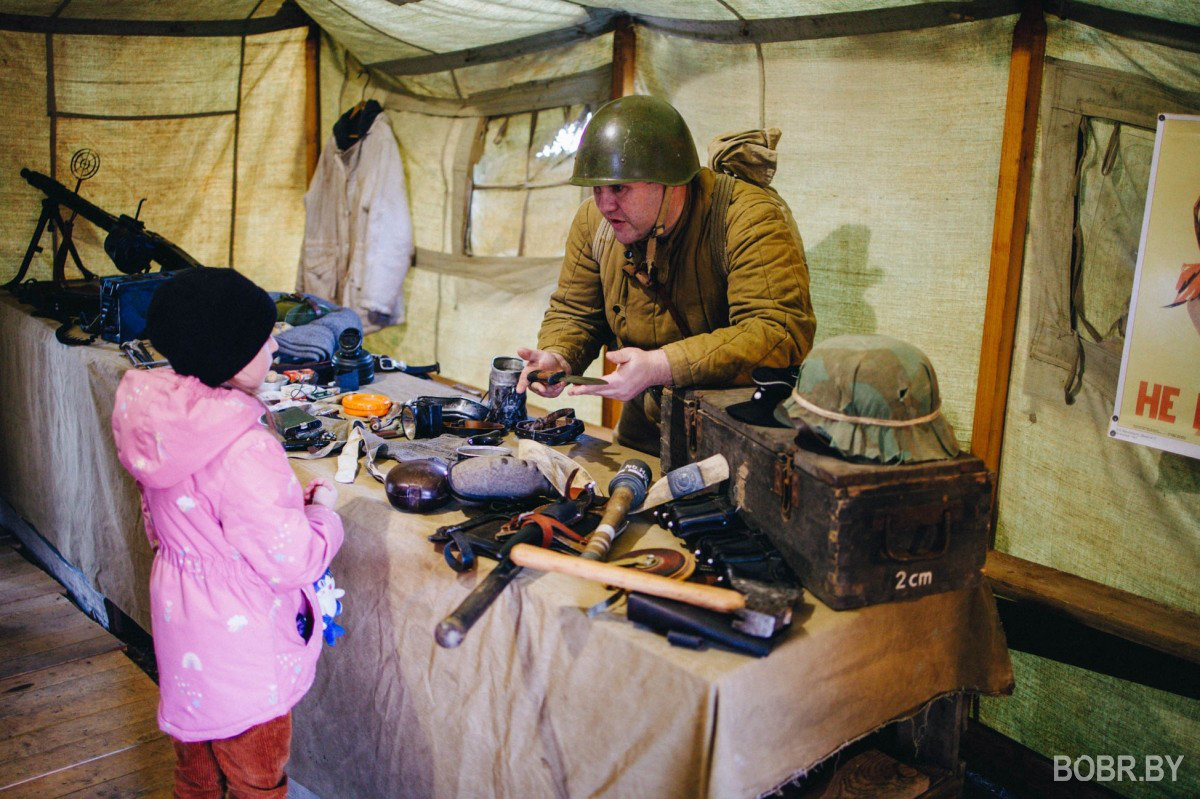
[0, 1, 1198, 796]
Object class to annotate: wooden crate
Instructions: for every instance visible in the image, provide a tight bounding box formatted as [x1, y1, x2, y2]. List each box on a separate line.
[662, 387, 994, 610]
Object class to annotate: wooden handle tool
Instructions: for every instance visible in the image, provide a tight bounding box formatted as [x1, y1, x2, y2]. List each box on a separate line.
[509, 543, 746, 614]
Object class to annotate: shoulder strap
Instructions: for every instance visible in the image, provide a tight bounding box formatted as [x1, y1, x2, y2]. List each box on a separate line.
[707, 172, 736, 282]
[592, 219, 615, 265]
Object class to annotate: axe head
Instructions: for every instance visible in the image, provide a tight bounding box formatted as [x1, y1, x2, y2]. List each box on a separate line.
[728, 576, 802, 638]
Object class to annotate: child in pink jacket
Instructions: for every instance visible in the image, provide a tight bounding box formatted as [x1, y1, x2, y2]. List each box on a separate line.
[112, 267, 344, 799]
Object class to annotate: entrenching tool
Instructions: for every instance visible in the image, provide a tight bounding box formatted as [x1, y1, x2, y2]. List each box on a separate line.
[508, 544, 797, 638]
[581, 454, 731, 561]
[434, 498, 586, 649]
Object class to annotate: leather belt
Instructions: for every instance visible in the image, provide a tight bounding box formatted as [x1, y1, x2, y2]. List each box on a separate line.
[514, 408, 584, 446]
[443, 419, 506, 436]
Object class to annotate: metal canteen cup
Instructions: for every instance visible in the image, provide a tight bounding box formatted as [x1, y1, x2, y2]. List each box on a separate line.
[484, 356, 526, 429]
[400, 400, 443, 439]
[384, 458, 451, 513]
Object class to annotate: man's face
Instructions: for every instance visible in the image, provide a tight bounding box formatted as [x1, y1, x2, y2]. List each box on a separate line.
[592, 182, 667, 245]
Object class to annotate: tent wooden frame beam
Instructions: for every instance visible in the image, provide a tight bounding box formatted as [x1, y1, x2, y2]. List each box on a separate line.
[601, 15, 636, 431]
[986, 550, 1200, 669]
[0, 3, 308, 36]
[971, 0, 1045, 476]
[305, 24, 321, 185]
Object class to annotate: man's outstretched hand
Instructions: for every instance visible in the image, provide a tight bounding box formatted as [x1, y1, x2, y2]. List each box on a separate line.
[566, 347, 671, 402]
[516, 347, 571, 398]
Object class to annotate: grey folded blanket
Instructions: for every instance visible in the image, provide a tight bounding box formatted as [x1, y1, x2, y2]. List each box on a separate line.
[276, 307, 363, 362]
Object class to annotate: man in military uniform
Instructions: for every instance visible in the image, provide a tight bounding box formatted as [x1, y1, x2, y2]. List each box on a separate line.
[517, 95, 816, 453]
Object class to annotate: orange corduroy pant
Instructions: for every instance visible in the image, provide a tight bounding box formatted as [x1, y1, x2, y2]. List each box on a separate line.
[171, 712, 291, 799]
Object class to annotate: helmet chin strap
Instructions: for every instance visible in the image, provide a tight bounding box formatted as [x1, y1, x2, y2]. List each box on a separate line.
[620, 183, 694, 339]
[642, 184, 673, 280]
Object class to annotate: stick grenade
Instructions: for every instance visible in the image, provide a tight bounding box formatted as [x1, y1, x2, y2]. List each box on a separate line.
[580, 459, 653, 561]
[509, 545, 797, 637]
[634, 454, 729, 514]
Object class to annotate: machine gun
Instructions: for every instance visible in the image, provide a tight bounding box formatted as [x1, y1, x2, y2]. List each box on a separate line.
[6, 167, 203, 290]
[5, 156, 204, 345]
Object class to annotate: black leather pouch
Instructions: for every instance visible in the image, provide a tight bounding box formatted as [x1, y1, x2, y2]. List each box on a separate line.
[626, 592, 774, 658]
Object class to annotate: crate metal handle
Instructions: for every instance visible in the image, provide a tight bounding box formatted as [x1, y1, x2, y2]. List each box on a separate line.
[881, 508, 953, 562]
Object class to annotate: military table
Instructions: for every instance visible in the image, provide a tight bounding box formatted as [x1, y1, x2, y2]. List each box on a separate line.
[283, 377, 1011, 798]
[0, 295, 1012, 798]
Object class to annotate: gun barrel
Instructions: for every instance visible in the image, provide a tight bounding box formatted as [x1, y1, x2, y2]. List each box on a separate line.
[21, 168, 118, 233]
[21, 168, 203, 272]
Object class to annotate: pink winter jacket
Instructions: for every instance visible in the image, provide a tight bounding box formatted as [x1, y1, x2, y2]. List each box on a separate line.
[111, 369, 344, 742]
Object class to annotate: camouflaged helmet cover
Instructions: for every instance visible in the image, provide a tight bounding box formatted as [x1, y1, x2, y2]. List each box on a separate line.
[774, 334, 960, 464]
[571, 95, 701, 187]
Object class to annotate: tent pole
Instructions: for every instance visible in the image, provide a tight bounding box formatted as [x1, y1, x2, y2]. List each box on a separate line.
[305, 23, 321, 186]
[602, 15, 636, 431]
[971, 0, 1046, 483]
[610, 15, 636, 100]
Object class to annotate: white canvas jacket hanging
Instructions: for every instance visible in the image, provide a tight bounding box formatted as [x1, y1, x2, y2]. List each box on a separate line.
[298, 112, 413, 331]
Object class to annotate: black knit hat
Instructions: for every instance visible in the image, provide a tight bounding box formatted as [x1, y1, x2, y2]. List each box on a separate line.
[145, 267, 277, 387]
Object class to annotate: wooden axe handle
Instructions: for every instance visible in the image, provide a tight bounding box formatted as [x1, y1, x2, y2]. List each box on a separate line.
[509, 544, 746, 614]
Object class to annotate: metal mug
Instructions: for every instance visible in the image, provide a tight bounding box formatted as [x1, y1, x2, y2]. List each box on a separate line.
[400, 400, 443, 439]
[485, 355, 527, 429]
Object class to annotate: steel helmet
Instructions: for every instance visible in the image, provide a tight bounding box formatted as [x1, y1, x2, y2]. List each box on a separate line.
[774, 334, 961, 464]
[571, 95, 701, 187]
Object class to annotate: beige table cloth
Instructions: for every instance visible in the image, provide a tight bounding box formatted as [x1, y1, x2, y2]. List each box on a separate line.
[0, 294, 1013, 798]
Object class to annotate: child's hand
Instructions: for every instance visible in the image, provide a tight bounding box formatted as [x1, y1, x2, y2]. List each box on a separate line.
[305, 478, 338, 508]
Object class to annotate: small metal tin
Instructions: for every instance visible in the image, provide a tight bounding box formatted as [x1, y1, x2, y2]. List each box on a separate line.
[455, 445, 513, 459]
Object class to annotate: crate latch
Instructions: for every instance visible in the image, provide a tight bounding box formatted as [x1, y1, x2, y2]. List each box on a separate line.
[772, 451, 794, 520]
[685, 398, 701, 456]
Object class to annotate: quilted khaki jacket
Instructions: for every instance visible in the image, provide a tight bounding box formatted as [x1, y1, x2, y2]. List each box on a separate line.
[538, 167, 816, 449]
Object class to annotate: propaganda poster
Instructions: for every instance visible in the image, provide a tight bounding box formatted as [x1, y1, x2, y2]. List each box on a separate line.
[1111, 114, 1200, 459]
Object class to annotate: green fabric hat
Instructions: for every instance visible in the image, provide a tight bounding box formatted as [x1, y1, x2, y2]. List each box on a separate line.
[774, 334, 960, 464]
[571, 95, 701, 187]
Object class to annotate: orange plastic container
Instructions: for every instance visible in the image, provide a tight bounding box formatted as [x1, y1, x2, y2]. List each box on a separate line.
[341, 393, 392, 418]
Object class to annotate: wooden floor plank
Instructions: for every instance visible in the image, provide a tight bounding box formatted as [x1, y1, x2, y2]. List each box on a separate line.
[0, 650, 131, 702]
[0, 629, 123, 681]
[58, 763, 176, 799]
[0, 568, 64, 605]
[0, 704, 162, 789]
[1, 609, 108, 655]
[0, 541, 66, 604]
[0, 734, 176, 799]
[0, 547, 29, 571]
[0, 691, 157, 765]
[0, 665, 156, 741]
[0, 590, 81, 619]
[0, 592, 123, 679]
[0, 542, 174, 797]
[0, 557, 43, 582]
